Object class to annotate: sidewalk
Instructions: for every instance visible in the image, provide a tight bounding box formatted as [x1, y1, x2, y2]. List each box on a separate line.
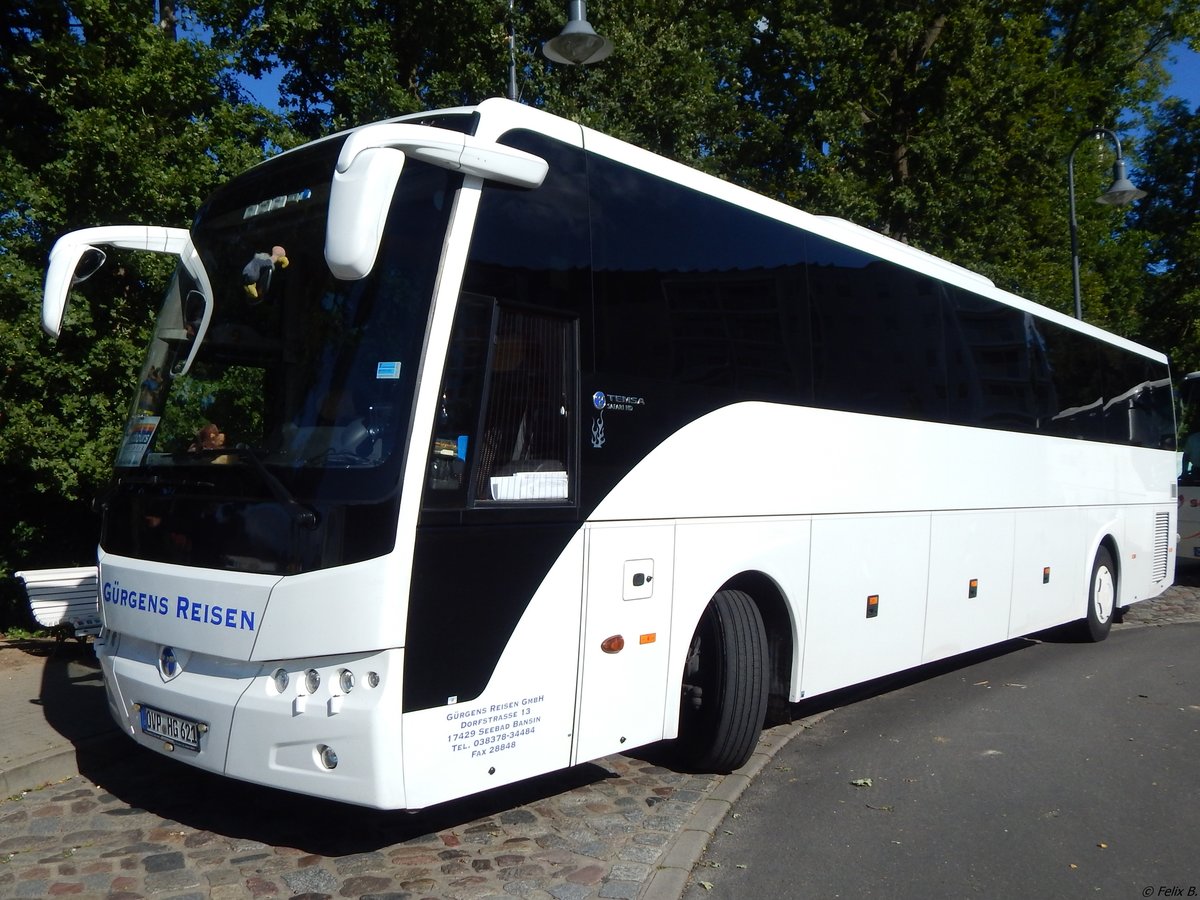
[0, 639, 119, 798]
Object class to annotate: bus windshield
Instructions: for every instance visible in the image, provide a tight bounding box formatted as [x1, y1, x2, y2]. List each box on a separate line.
[104, 137, 462, 573]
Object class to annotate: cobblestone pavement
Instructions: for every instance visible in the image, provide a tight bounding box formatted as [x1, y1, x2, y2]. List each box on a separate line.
[1119, 565, 1200, 627]
[0, 746, 727, 900]
[1, 575, 1196, 900]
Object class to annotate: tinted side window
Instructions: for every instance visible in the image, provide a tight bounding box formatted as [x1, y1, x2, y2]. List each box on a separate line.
[806, 234, 946, 422]
[424, 298, 576, 507]
[472, 306, 574, 503]
[589, 155, 812, 404]
[1098, 344, 1175, 449]
[942, 286, 1043, 431]
[424, 130, 588, 512]
[462, 130, 590, 317]
[1033, 319, 1106, 440]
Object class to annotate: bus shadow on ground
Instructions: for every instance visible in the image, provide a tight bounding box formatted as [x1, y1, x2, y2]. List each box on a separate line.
[77, 742, 619, 856]
[1173, 559, 1200, 587]
[634, 636, 1041, 772]
[27, 639, 115, 752]
[783, 637, 1040, 721]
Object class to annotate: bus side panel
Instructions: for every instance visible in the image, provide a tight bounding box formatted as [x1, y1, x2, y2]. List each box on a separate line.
[399, 531, 583, 809]
[800, 514, 931, 698]
[669, 517, 811, 723]
[922, 511, 1016, 663]
[1007, 507, 1084, 638]
[1107, 504, 1174, 606]
[573, 522, 674, 764]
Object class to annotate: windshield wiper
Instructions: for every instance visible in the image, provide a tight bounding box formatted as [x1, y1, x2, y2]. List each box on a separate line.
[232, 447, 319, 530]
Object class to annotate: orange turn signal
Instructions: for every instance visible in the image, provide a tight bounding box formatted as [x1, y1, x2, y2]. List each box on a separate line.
[601, 635, 625, 654]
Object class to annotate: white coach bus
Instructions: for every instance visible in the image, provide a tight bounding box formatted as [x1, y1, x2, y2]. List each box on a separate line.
[42, 98, 1177, 809]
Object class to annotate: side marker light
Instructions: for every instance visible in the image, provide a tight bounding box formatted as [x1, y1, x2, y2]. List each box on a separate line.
[601, 635, 625, 653]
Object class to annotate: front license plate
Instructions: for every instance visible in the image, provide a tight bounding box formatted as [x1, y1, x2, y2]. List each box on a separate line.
[139, 705, 202, 751]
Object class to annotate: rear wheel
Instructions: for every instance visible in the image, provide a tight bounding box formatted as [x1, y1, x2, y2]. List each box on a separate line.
[675, 589, 768, 772]
[1079, 545, 1116, 642]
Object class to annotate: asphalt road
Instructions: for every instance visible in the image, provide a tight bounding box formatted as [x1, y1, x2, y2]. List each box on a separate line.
[683, 623, 1200, 899]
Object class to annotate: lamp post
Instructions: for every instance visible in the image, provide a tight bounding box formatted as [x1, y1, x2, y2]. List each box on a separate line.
[507, 0, 518, 101]
[1067, 127, 1147, 320]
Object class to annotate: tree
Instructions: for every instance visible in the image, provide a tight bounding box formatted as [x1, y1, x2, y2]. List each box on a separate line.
[192, 0, 744, 162]
[1131, 96, 1200, 372]
[713, 0, 1192, 328]
[0, 0, 286, 578]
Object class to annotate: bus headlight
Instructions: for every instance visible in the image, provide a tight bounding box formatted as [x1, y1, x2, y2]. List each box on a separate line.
[271, 668, 290, 693]
[305, 668, 321, 694]
[338, 668, 355, 693]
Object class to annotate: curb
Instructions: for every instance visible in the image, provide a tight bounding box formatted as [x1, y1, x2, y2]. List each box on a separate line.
[0, 729, 124, 800]
[640, 709, 837, 900]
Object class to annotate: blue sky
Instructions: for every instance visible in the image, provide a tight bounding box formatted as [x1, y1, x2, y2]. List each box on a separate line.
[1165, 42, 1199, 109]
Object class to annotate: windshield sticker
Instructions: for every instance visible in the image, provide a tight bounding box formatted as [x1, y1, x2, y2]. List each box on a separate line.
[115, 416, 160, 467]
[376, 361, 402, 379]
[139, 366, 164, 413]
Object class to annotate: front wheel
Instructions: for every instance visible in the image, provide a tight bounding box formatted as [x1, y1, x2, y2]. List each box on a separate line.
[675, 590, 768, 773]
[1079, 545, 1116, 642]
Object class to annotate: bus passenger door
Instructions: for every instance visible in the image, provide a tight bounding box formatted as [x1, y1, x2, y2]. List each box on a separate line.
[574, 522, 674, 764]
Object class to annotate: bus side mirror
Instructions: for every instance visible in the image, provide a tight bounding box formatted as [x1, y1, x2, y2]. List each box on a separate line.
[43, 240, 106, 338]
[42, 226, 191, 338]
[324, 123, 549, 281]
[325, 147, 407, 281]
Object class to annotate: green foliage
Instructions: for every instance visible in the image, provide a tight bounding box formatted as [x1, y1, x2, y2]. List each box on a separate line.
[705, 0, 1183, 319]
[1130, 97, 1200, 372]
[0, 0, 290, 576]
[0, 577, 39, 634]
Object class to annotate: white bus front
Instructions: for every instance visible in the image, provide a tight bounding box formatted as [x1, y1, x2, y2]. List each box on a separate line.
[50, 118, 490, 809]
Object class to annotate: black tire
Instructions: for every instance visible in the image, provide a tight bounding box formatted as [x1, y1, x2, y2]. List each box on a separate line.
[1079, 545, 1116, 642]
[675, 589, 769, 773]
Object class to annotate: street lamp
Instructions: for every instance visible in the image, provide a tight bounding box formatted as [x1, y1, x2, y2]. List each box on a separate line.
[506, 1, 612, 102]
[543, 0, 612, 66]
[1067, 127, 1147, 320]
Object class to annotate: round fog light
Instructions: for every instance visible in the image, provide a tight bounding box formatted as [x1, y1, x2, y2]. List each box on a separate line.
[317, 744, 338, 769]
[304, 668, 321, 694]
[271, 668, 290, 693]
[366, 671, 380, 688]
[338, 669, 355, 693]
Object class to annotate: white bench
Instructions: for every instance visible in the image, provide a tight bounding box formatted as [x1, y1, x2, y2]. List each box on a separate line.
[15, 566, 102, 640]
